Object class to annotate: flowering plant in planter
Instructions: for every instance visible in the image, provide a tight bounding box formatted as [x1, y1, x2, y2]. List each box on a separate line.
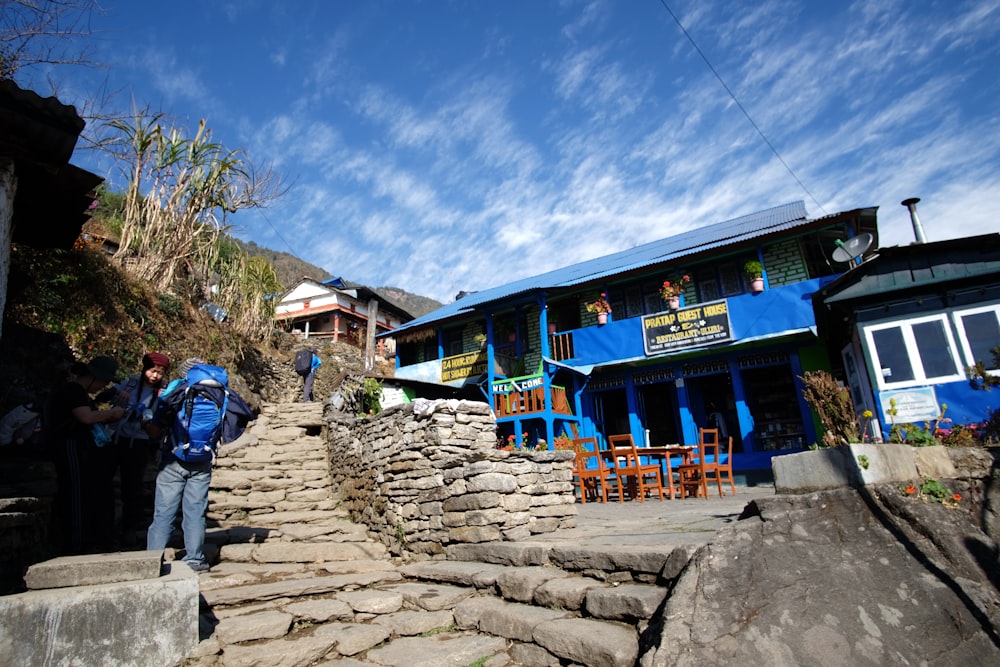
[500, 432, 539, 451]
[659, 275, 690, 300]
[553, 434, 574, 450]
[585, 293, 612, 314]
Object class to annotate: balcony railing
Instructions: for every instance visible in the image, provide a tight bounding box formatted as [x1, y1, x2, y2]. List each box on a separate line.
[494, 385, 572, 418]
[550, 332, 575, 362]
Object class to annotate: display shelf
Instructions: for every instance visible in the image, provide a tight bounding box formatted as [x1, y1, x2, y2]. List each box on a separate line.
[743, 366, 806, 452]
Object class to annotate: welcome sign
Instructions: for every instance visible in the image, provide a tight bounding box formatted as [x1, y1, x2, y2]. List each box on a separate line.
[642, 300, 733, 355]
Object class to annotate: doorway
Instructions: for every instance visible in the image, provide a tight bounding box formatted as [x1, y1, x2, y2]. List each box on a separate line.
[593, 389, 629, 440]
[685, 373, 739, 452]
[637, 383, 678, 445]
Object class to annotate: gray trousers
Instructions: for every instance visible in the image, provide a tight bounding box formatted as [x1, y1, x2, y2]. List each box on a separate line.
[302, 372, 315, 402]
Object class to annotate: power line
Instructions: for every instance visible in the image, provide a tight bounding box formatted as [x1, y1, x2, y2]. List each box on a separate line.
[656, 0, 827, 215]
[250, 207, 305, 260]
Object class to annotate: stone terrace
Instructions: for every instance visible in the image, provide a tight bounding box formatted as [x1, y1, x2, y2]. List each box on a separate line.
[175, 399, 771, 667]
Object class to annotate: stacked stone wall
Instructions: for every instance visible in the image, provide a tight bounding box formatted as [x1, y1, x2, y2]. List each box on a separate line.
[328, 399, 577, 556]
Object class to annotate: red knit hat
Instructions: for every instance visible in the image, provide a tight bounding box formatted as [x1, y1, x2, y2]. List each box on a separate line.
[143, 352, 170, 369]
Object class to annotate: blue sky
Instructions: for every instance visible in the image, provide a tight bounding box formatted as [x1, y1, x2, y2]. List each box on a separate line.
[52, 1, 1000, 303]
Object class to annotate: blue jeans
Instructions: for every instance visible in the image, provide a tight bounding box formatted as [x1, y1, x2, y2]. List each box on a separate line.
[146, 457, 212, 564]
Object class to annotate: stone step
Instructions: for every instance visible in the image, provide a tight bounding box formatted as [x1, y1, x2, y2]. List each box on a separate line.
[446, 540, 693, 583]
[400, 559, 667, 622]
[453, 596, 640, 667]
[190, 555, 650, 667]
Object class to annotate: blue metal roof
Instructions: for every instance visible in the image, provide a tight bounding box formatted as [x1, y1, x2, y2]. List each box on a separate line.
[391, 201, 831, 333]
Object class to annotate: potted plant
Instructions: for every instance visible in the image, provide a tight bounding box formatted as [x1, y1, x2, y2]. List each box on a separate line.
[659, 275, 690, 309]
[585, 293, 612, 324]
[744, 260, 765, 292]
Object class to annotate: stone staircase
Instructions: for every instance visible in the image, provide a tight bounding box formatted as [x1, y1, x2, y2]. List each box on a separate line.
[181, 401, 681, 667]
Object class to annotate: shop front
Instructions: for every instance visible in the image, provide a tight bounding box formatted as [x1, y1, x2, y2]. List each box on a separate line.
[581, 344, 817, 476]
[571, 289, 825, 477]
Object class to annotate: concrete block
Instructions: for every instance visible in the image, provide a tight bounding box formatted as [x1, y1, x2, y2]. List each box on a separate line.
[773, 445, 920, 495]
[24, 550, 163, 590]
[847, 443, 919, 485]
[0, 561, 199, 667]
[773, 448, 851, 494]
[912, 445, 958, 479]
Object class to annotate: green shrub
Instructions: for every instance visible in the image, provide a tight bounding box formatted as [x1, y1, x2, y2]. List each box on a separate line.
[158, 293, 185, 317]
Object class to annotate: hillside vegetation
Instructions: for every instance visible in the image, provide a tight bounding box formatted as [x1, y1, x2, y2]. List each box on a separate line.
[0, 243, 371, 416]
[0, 243, 252, 407]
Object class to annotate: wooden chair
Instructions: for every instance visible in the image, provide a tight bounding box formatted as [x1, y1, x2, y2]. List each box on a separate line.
[706, 435, 736, 496]
[606, 434, 666, 502]
[571, 437, 610, 503]
[677, 428, 719, 499]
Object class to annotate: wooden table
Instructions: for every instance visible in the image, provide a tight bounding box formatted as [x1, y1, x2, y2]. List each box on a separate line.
[639, 446, 695, 499]
[600, 446, 695, 500]
[641, 445, 694, 463]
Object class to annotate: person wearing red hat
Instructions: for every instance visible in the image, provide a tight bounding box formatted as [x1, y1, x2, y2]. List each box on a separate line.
[104, 351, 171, 546]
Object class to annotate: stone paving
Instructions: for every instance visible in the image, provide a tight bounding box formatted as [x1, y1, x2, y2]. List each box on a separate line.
[177, 402, 775, 667]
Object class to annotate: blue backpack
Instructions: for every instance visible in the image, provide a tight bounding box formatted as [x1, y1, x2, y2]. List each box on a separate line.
[160, 364, 230, 462]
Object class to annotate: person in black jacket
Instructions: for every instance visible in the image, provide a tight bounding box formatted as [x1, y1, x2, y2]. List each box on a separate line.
[44, 356, 127, 554]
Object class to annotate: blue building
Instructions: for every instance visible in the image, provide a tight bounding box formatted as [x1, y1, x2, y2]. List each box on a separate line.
[387, 201, 880, 478]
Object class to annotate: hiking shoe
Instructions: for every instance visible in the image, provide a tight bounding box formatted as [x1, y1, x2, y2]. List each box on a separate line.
[184, 560, 211, 572]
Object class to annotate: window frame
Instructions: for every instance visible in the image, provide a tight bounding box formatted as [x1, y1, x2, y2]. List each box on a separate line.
[953, 304, 1000, 376]
[862, 313, 965, 390]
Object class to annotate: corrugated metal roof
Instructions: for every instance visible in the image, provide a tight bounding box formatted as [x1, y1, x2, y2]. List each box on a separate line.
[818, 234, 1000, 305]
[392, 200, 839, 333]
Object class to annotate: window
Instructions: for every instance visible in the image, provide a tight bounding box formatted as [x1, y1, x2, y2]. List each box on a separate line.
[695, 261, 749, 302]
[863, 315, 964, 389]
[607, 281, 663, 319]
[442, 328, 463, 356]
[955, 305, 1000, 372]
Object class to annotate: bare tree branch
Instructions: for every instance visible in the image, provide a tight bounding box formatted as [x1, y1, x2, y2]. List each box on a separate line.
[1, 0, 100, 82]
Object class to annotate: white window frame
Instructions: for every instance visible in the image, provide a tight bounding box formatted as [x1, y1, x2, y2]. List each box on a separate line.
[862, 314, 965, 390]
[953, 304, 1000, 376]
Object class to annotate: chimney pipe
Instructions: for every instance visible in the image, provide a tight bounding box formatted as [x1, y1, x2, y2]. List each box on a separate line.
[901, 197, 926, 244]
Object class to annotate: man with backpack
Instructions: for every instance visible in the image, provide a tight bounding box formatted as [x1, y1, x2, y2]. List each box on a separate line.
[146, 358, 253, 572]
[296, 348, 322, 402]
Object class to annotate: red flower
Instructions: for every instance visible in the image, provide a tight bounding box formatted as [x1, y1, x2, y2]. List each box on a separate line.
[905, 484, 917, 495]
[952, 493, 961, 502]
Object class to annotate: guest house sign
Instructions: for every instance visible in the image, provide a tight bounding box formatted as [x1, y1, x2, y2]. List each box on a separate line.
[642, 300, 733, 355]
[440, 351, 487, 383]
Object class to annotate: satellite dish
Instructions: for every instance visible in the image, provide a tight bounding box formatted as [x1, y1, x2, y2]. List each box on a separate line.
[831, 233, 873, 263]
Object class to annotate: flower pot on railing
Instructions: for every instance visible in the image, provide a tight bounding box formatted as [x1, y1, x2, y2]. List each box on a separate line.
[667, 296, 680, 310]
[597, 312, 608, 325]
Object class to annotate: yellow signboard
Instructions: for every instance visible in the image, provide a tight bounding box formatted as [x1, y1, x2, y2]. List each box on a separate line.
[440, 351, 488, 383]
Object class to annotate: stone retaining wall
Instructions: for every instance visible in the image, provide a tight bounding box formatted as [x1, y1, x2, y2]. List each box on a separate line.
[327, 399, 577, 556]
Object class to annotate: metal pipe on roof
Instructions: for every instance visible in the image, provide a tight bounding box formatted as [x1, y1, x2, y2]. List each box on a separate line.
[901, 197, 927, 244]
